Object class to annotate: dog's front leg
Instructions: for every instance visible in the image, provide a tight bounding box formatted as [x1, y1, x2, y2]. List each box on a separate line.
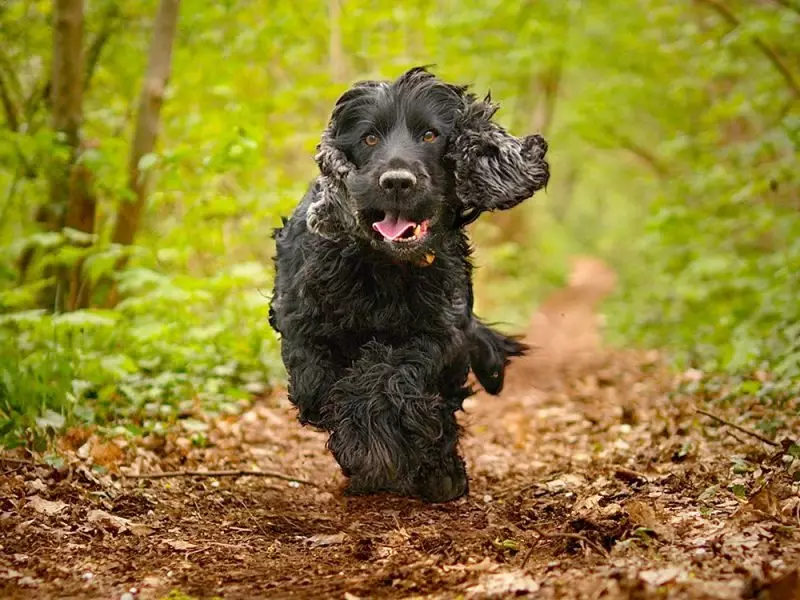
[327, 337, 470, 503]
[281, 338, 340, 430]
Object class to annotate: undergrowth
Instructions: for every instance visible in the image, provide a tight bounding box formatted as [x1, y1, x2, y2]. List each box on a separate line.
[0, 260, 282, 449]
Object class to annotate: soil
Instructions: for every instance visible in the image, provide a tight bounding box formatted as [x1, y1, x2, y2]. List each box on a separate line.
[2, 260, 799, 599]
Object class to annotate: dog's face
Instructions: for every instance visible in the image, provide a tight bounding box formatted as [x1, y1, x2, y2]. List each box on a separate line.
[312, 67, 550, 262]
[322, 70, 465, 260]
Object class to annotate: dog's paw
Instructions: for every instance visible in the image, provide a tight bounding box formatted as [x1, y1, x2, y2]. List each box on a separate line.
[415, 457, 468, 503]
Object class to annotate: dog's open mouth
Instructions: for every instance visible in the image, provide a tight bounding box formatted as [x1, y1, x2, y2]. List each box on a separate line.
[371, 213, 430, 243]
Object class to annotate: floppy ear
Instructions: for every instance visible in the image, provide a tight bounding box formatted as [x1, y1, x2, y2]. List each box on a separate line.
[306, 117, 357, 240]
[307, 81, 391, 240]
[448, 94, 550, 224]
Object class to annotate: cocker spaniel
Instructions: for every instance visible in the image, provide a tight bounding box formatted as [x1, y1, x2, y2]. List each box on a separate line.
[269, 66, 549, 502]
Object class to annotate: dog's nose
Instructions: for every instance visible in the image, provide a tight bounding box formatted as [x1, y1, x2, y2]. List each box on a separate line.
[379, 169, 417, 194]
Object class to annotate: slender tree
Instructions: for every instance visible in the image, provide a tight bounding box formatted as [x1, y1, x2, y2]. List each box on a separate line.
[110, 0, 180, 251]
[47, 0, 89, 311]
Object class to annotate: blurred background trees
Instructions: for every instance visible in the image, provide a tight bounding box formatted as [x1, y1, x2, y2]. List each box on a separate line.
[0, 0, 797, 447]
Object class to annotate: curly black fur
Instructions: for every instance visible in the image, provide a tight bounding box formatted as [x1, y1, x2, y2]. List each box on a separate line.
[269, 67, 548, 503]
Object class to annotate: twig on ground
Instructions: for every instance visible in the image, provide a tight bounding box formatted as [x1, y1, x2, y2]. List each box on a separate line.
[725, 430, 749, 446]
[124, 469, 321, 487]
[522, 525, 610, 567]
[236, 497, 271, 538]
[696, 409, 779, 447]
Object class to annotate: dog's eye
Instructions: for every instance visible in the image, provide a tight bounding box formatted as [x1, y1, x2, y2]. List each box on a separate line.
[422, 130, 438, 143]
[364, 134, 380, 147]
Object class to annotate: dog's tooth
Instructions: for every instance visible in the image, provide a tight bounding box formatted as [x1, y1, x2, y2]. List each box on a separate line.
[413, 224, 421, 239]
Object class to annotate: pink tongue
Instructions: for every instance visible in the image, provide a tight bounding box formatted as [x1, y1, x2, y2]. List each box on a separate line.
[372, 214, 416, 240]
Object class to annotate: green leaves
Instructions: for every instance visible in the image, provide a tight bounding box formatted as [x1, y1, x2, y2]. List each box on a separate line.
[0, 262, 279, 447]
[1, 0, 798, 446]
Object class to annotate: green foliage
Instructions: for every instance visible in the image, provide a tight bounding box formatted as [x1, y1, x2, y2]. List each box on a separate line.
[0, 260, 280, 447]
[0, 0, 798, 445]
[592, 3, 800, 397]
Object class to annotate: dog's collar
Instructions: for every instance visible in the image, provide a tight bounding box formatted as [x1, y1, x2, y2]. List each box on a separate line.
[391, 252, 436, 268]
[418, 252, 436, 267]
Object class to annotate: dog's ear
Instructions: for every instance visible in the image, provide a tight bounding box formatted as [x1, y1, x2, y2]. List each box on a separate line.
[307, 99, 358, 239]
[306, 176, 356, 240]
[314, 122, 353, 182]
[314, 80, 386, 181]
[448, 93, 550, 225]
[307, 82, 387, 240]
[308, 125, 355, 240]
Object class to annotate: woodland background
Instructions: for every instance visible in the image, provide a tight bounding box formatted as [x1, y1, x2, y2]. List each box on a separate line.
[1, 0, 798, 449]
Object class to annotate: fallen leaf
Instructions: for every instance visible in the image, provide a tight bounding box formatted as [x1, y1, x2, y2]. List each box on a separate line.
[626, 500, 659, 529]
[77, 440, 91, 459]
[90, 441, 124, 468]
[87, 509, 132, 533]
[639, 566, 683, 587]
[546, 479, 567, 492]
[0, 569, 23, 580]
[162, 539, 198, 551]
[17, 575, 42, 587]
[27, 496, 67, 516]
[574, 494, 602, 514]
[782, 496, 800, 517]
[24, 479, 47, 495]
[467, 570, 540, 598]
[749, 485, 780, 517]
[60, 427, 93, 451]
[601, 502, 623, 518]
[306, 532, 347, 547]
[129, 523, 155, 537]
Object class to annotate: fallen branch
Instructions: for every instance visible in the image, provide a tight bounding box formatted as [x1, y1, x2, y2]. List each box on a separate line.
[522, 526, 610, 567]
[124, 469, 321, 487]
[696, 408, 779, 447]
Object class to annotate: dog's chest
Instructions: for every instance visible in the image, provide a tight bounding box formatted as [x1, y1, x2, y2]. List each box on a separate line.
[300, 252, 467, 338]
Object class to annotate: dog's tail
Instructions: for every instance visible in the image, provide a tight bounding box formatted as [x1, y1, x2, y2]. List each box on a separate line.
[468, 319, 528, 395]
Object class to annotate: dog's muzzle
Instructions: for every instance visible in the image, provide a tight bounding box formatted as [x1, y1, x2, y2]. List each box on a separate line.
[379, 169, 417, 193]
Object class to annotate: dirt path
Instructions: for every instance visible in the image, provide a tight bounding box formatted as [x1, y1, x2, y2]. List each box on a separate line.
[2, 265, 799, 599]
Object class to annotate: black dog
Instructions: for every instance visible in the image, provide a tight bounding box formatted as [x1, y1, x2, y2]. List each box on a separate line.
[269, 67, 549, 502]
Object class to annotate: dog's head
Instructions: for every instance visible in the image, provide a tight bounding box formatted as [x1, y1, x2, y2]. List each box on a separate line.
[309, 66, 549, 262]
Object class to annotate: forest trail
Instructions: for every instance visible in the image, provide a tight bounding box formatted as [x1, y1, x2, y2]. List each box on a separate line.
[2, 259, 799, 600]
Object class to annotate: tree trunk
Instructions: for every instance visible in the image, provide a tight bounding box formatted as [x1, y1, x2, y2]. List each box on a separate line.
[110, 0, 180, 250]
[64, 153, 97, 310]
[45, 0, 86, 311]
[49, 0, 84, 226]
